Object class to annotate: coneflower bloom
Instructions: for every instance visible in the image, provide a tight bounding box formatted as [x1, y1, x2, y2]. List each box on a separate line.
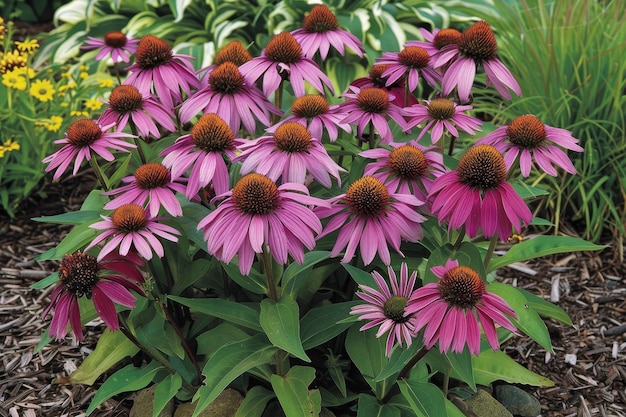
[406, 27, 462, 67]
[103, 163, 187, 217]
[237, 122, 344, 188]
[239, 31, 334, 97]
[99, 84, 176, 139]
[82, 30, 139, 63]
[86, 204, 180, 261]
[403, 98, 482, 144]
[125, 34, 200, 110]
[179, 62, 281, 134]
[435, 21, 521, 102]
[316, 176, 425, 265]
[291, 4, 364, 60]
[405, 259, 517, 355]
[197, 173, 329, 275]
[339, 86, 406, 145]
[265, 94, 351, 142]
[43, 119, 135, 181]
[351, 64, 418, 108]
[476, 114, 583, 177]
[160, 113, 246, 198]
[360, 140, 445, 203]
[197, 40, 253, 86]
[429, 144, 532, 241]
[350, 263, 418, 357]
[42, 251, 145, 340]
[375, 45, 440, 92]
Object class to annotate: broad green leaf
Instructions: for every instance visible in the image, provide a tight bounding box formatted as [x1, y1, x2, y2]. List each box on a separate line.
[31, 210, 101, 224]
[345, 325, 389, 395]
[260, 297, 309, 362]
[423, 243, 486, 284]
[398, 379, 447, 417]
[193, 334, 276, 417]
[169, 296, 262, 332]
[153, 374, 183, 417]
[86, 361, 162, 415]
[67, 329, 139, 385]
[487, 236, 605, 272]
[342, 263, 377, 288]
[168, 0, 192, 22]
[374, 339, 423, 382]
[301, 301, 359, 350]
[487, 283, 552, 351]
[79, 188, 109, 211]
[517, 288, 573, 325]
[473, 349, 554, 387]
[30, 272, 59, 290]
[36, 221, 99, 261]
[271, 366, 321, 417]
[281, 250, 331, 293]
[196, 323, 250, 358]
[445, 349, 476, 391]
[357, 394, 401, 417]
[222, 262, 268, 295]
[234, 386, 275, 417]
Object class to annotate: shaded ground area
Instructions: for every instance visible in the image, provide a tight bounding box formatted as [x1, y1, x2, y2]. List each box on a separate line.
[1, 177, 625, 417]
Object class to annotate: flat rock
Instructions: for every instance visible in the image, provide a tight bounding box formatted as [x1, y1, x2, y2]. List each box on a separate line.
[495, 385, 542, 417]
[130, 385, 175, 417]
[462, 389, 513, 417]
[174, 388, 243, 417]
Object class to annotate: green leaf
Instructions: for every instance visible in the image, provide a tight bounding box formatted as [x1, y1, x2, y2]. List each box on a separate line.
[30, 272, 59, 290]
[356, 394, 401, 417]
[398, 379, 448, 417]
[270, 366, 321, 417]
[153, 374, 183, 417]
[169, 296, 262, 332]
[517, 288, 573, 325]
[234, 385, 275, 417]
[260, 297, 309, 362]
[342, 263, 377, 288]
[193, 335, 276, 417]
[487, 283, 552, 351]
[473, 349, 554, 387]
[68, 329, 139, 385]
[281, 250, 331, 295]
[345, 325, 389, 395]
[374, 340, 423, 382]
[222, 262, 268, 295]
[36, 221, 99, 261]
[445, 349, 476, 391]
[488, 236, 606, 272]
[31, 210, 101, 224]
[423, 243, 486, 284]
[86, 361, 161, 415]
[301, 301, 359, 350]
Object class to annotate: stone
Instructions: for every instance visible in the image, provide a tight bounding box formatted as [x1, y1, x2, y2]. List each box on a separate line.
[494, 385, 542, 417]
[461, 389, 513, 417]
[174, 388, 243, 417]
[130, 385, 175, 417]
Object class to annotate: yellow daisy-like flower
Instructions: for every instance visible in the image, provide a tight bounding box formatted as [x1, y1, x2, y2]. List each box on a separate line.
[70, 110, 90, 117]
[80, 65, 89, 71]
[15, 39, 39, 54]
[14, 66, 35, 79]
[29, 79, 56, 102]
[79, 71, 89, 79]
[0, 138, 20, 158]
[84, 98, 103, 111]
[0, 50, 27, 73]
[2, 70, 27, 90]
[35, 115, 64, 132]
[98, 78, 115, 88]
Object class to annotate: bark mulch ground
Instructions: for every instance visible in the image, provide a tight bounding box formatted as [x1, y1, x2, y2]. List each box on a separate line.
[1, 177, 625, 417]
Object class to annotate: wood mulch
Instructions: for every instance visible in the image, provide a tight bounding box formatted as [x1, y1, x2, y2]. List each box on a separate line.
[1, 176, 625, 417]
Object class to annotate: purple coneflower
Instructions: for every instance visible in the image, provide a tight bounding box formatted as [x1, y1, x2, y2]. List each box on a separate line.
[86, 204, 180, 261]
[197, 40, 253, 87]
[43, 119, 135, 181]
[42, 251, 144, 340]
[435, 21, 521, 102]
[405, 259, 517, 355]
[99, 84, 176, 139]
[239, 31, 334, 97]
[103, 163, 187, 217]
[82, 30, 139, 63]
[429, 144, 532, 241]
[406, 27, 462, 67]
[360, 140, 445, 203]
[291, 4, 364, 60]
[125, 35, 200, 110]
[351, 64, 418, 108]
[350, 263, 418, 357]
[375, 45, 440, 92]
[160, 113, 246, 198]
[403, 98, 483, 144]
[339, 86, 406, 145]
[237, 122, 344, 188]
[476, 114, 583, 177]
[265, 94, 351, 142]
[179, 62, 281, 134]
[316, 176, 425, 265]
[197, 173, 329, 275]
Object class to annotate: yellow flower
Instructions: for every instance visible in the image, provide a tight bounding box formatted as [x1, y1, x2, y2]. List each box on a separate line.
[35, 115, 63, 132]
[0, 50, 27, 73]
[61, 71, 72, 79]
[0, 138, 20, 158]
[84, 98, 103, 111]
[98, 78, 115, 88]
[15, 39, 39, 54]
[71, 110, 90, 117]
[14, 66, 35, 79]
[29, 79, 56, 102]
[2, 71, 27, 90]
[79, 71, 89, 79]
[80, 65, 89, 71]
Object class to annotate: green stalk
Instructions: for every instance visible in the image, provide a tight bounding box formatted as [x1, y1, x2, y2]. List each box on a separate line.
[272, 80, 284, 125]
[88, 157, 109, 191]
[261, 244, 278, 302]
[381, 345, 429, 403]
[483, 235, 499, 270]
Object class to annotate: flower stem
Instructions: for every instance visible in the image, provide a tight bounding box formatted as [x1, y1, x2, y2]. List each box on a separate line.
[128, 122, 148, 165]
[88, 157, 109, 191]
[368, 122, 376, 149]
[483, 235, 499, 270]
[261, 244, 278, 301]
[448, 135, 457, 156]
[272, 80, 284, 125]
[404, 72, 410, 108]
[381, 345, 429, 403]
